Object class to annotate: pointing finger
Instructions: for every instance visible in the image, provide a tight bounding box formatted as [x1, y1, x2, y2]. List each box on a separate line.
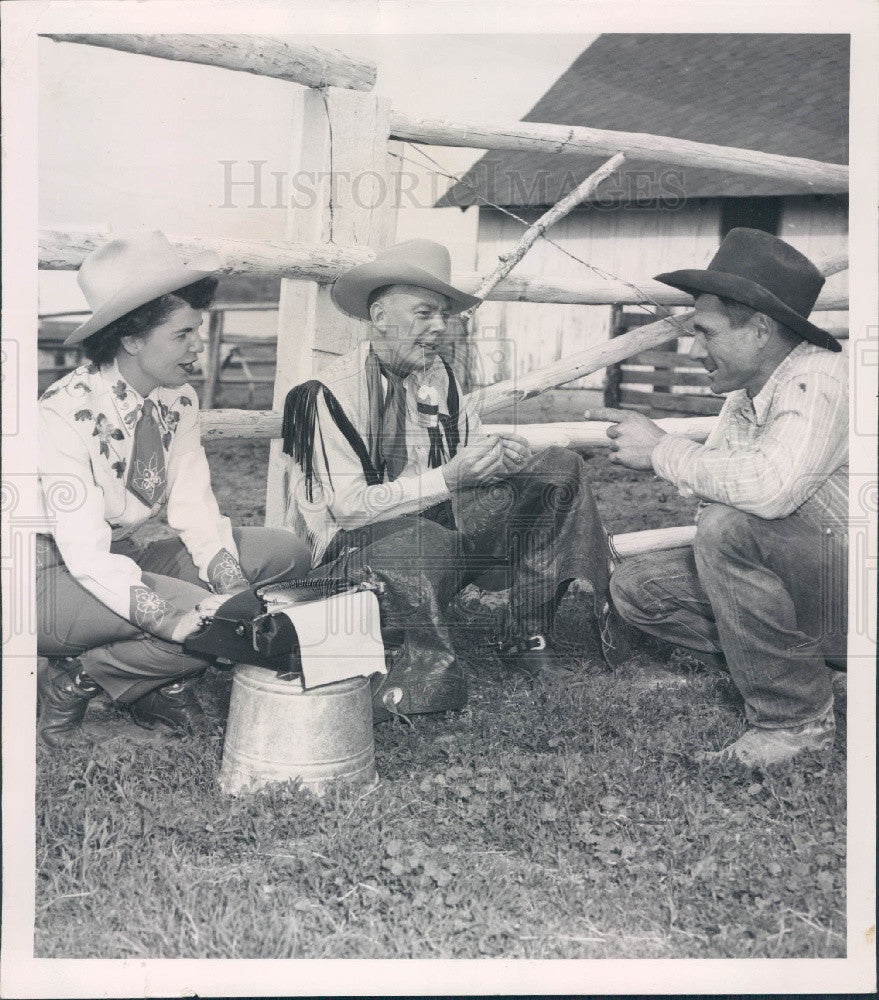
[583, 407, 630, 423]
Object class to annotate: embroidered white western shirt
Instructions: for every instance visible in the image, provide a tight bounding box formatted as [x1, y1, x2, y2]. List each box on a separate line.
[283, 341, 484, 564]
[651, 342, 848, 529]
[38, 360, 247, 641]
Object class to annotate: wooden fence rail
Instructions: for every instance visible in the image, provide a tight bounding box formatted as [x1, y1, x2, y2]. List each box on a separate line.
[39, 231, 849, 310]
[456, 274, 848, 310]
[45, 34, 377, 91]
[39, 231, 374, 282]
[476, 233, 848, 415]
[199, 409, 716, 445]
[389, 113, 849, 193]
[610, 525, 697, 559]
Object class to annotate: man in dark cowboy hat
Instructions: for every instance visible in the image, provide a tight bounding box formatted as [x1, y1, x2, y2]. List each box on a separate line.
[592, 229, 848, 766]
[281, 239, 614, 718]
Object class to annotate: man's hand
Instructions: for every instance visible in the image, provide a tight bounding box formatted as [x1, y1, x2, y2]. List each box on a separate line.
[496, 432, 532, 474]
[583, 407, 666, 471]
[442, 435, 506, 491]
[170, 593, 228, 644]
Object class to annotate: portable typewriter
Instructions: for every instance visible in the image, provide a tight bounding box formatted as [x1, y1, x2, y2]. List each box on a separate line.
[183, 578, 384, 677]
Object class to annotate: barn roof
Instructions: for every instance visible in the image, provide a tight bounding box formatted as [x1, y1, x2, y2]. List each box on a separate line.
[436, 34, 849, 208]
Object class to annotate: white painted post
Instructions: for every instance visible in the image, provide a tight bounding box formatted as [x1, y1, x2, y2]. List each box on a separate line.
[265, 85, 397, 528]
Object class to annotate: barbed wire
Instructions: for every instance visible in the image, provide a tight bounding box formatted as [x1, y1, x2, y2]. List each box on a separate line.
[392, 143, 696, 340]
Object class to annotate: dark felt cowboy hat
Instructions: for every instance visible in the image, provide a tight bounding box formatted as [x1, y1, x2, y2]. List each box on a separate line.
[655, 228, 841, 353]
[331, 239, 481, 320]
[65, 231, 221, 344]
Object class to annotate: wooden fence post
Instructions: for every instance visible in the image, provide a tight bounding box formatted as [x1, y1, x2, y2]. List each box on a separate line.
[264, 85, 397, 528]
[603, 305, 623, 408]
[201, 309, 225, 410]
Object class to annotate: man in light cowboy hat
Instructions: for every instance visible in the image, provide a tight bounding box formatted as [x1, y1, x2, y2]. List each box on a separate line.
[281, 239, 615, 718]
[591, 229, 848, 766]
[37, 231, 311, 747]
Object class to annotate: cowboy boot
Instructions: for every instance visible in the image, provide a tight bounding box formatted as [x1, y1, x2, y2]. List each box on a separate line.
[37, 657, 103, 749]
[695, 708, 836, 767]
[598, 598, 637, 669]
[495, 595, 569, 678]
[129, 676, 211, 733]
[496, 630, 560, 678]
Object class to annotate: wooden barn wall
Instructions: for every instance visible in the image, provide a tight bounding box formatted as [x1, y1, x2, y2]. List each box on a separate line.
[471, 195, 849, 397]
[779, 195, 849, 336]
[471, 202, 721, 390]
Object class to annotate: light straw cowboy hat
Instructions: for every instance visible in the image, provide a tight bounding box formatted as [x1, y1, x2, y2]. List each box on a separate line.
[331, 239, 481, 321]
[655, 228, 841, 353]
[64, 231, 221, 345]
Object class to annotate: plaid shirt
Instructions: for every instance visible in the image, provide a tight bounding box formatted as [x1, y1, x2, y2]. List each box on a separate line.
[652, 342, 848, 532]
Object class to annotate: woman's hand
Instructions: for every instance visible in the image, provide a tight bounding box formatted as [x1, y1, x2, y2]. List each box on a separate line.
[170, 592, 228, 643]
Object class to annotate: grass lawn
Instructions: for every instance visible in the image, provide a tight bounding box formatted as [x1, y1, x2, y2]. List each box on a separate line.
[35, 442, 846, 959]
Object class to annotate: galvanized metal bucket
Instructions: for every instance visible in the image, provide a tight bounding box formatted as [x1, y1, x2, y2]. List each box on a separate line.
[218, 665, 377, 796]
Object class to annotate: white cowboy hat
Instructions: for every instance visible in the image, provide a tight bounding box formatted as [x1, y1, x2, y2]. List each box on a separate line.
[65, 231, 221, 344]
[331, 239, 481, 320]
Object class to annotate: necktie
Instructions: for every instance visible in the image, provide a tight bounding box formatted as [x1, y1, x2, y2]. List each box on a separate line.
[365, 351, 409, 481]
[127, 399, 167, 507]
[380, 370, 410, 481]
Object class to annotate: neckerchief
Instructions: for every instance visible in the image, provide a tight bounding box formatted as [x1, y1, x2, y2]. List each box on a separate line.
[126, 399, 167, 506]
[365, 349, 410, 481]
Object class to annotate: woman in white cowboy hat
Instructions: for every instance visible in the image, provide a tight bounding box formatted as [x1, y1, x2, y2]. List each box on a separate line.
[37, 231, 311, 747]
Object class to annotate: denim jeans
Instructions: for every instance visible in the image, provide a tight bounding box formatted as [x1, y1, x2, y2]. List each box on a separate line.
[610, 503, 847, 728]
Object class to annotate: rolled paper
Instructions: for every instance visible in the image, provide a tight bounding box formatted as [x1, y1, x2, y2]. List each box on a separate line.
[416, 384, 440, 428]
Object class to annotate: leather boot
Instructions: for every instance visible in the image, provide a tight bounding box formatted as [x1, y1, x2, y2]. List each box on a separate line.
[38, 657, 103, 749]
[129, 676, 210, 733]
[598, 599, 637, 668]
[496, 632, 562, 678]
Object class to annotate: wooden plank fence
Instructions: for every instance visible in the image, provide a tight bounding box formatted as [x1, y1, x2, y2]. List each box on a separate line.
[603, 304, 849, 417]
[40, 33, 850, 540]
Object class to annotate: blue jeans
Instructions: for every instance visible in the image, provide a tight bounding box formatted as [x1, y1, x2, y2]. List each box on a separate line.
[610, 504, 847, 728]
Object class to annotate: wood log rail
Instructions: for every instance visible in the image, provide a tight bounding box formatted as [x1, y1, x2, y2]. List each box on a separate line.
[462, 275, 848, 310]
[39, 230, 374, 282]
[194, 313, 698, 435]
[389, 113, 849, 193]
[475, 313, 693, 414]
[39, 231, 849, 310]
[199, 408, 716, 444]
[44, 34, 377, 91]
[444, 239, 850, 416]
[609, 525, 697, 559]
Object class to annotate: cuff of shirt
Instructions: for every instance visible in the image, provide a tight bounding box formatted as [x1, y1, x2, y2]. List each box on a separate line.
[129, 582, 188, 642]
[652, 435, 702, 496]
[207, 547, 249, 594]
[420, 466, 451, 504]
